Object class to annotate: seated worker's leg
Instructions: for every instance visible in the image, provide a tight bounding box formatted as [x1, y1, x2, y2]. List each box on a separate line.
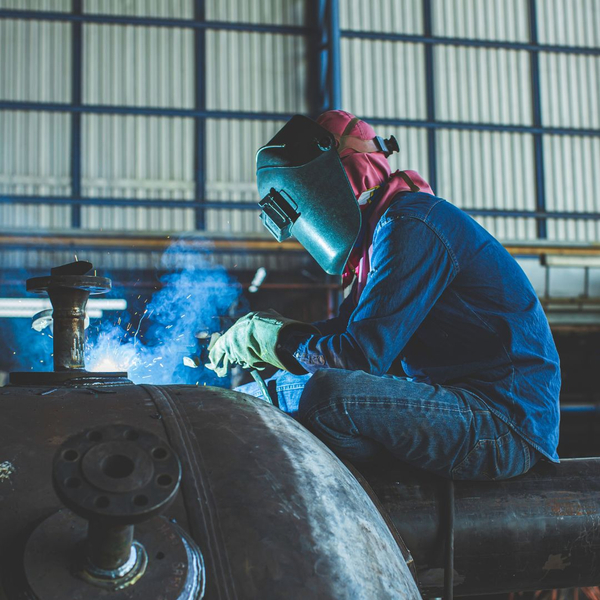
[297, 369, 540, 481]
[235, 370, 312, 416]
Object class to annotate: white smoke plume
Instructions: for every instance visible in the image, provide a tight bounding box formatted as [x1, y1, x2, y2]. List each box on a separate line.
[86, 242, 246, 385]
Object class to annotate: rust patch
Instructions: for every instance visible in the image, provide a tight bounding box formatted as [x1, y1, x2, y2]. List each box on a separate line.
[543, 553, 571, 571]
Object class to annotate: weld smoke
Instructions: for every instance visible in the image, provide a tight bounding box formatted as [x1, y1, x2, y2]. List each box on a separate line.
[86, 243, 246, 385]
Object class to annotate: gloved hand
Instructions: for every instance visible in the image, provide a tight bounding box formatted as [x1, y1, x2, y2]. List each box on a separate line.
[207, 309, 318, 378]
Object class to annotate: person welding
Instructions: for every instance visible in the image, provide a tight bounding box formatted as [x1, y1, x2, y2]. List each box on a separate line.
[208, 110, 561, 481]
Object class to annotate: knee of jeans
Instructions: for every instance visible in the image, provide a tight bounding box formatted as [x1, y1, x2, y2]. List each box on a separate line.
[234, 381, 261, 398]
[297, 369, 348, 424]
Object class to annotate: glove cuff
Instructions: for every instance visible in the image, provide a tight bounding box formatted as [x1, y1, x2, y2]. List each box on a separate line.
[253, 312, 318, 375]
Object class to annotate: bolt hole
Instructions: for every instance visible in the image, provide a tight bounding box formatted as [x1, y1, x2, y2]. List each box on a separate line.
[102, 455, 135, 479]
[87, 431, 102, 442]
[156, 474, 173, 487]
[152, 447, 168, 460]
[65, 477, 81, 489]
[155, 552, 165, 560]
[95, 496, 110, 509]
[124, 429, 139, 441]
[133, 495, 148, 507]
[63, 449, 79, 462]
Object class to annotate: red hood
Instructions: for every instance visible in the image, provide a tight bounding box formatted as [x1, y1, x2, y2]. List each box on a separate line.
[317, 110, 434, 300]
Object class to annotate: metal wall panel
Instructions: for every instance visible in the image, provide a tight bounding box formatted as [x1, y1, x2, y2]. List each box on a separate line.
[0, 0, 71, 10]
[0, 111, 71, 229]
[205, 118, 285, 235]
[544, 134, 600, 242]
[0, 19, 71, 102]
[341, 40, 426, 119]
[205, 31, 308, 113]
[537, 0, 600, 47]
[539, 52, 600, 129]
[432, 0, 530, 42]
[206, 0, 305, 25]
[83, 24, 194, 108]
[339, 0, 423, 34]
[84, 0, 193, 18]
[437, 129, 537, 240]
[386, 125, 429, 180]
[435, 45, 532, 124]
[0, 247, 314, 272]
[81, 114, 195, 232]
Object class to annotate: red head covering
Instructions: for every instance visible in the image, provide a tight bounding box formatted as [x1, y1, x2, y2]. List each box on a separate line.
[317, 110, 434, 300]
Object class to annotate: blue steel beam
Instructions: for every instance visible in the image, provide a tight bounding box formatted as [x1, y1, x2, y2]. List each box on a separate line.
[2, 9, 599, 56]
[2, 101, 599, 137]
[340, 29, 600, 56]
[70, 0, 82, 228]
[0, 10, 309, 34]
[423, 0, 437, 193]
[326, 0, 342, 110]
[194, 0, 206, 230]
[529, 0, 547, 239]
[1, 195, 599, 221]
[0, 102, 296, 121]
[316, 0, 342, 112]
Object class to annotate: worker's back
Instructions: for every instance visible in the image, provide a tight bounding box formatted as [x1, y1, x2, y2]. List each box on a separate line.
[391, 192, 561, 462]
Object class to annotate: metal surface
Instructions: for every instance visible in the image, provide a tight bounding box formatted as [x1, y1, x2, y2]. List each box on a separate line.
[53, 424, 182, 526]
[22, 512, 204, 599]
[363, 457, 600, 596]
[0, 383, 421, 599]
[544, 134, 600, 243]
[20, 422, 202, 598]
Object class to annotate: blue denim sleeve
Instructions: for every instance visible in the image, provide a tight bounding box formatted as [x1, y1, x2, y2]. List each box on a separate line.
[311, 284, 357, 335]
[283, 215, 458, 375]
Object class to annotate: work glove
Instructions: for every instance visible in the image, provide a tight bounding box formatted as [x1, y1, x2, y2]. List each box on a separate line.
[207, 309, 318, 378]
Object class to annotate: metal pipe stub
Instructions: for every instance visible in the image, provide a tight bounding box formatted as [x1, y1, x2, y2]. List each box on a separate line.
[21, 427, 205, 598]
[26, 261, 110, 372]
[47, 425, 182, 590]
[10, 261, 129, 385]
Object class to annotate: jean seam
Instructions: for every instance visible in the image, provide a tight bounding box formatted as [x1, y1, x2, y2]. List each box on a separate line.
[311, 397, 471, 411]
[304, 400, 469, 424]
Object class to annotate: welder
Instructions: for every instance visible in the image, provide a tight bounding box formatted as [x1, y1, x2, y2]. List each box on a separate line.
[208, 110, 561, 481]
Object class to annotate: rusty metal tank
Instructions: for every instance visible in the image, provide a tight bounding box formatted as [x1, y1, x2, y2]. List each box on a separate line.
[0, 263, 421, 599]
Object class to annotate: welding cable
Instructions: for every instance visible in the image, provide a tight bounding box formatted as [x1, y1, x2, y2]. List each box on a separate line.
[444, 479, 455, 600]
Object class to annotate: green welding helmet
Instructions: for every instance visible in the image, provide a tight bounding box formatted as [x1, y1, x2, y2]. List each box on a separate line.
[255, 115, 361, 275]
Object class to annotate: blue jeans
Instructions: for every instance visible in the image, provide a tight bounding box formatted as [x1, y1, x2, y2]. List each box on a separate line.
[236, 369, 539, 481]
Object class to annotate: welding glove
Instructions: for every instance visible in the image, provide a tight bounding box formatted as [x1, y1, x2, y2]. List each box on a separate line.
[207, 309, 318, 377]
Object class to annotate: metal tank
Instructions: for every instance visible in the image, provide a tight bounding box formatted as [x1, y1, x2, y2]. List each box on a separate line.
[0, 262, 421, 599]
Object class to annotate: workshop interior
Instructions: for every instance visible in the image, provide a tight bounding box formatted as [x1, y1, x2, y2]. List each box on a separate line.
[1, 0, 600, 598]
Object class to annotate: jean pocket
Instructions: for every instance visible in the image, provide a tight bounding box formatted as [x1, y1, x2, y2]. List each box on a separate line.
[451, 430, 526, 481]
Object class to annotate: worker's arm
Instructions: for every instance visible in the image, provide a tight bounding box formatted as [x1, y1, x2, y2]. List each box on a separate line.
[312, 283, 357, 335]
[282, 214, 459, 375]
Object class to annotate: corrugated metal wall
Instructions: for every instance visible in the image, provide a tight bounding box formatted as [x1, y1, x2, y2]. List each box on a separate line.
[0, 0, 599, 272]
[340, 0, 600, 243]
[0, 0, 313, 271]
[433, 0, 529, 41]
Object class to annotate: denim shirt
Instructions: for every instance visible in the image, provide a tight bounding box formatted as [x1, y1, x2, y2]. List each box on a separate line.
[284, 192, 561, 462]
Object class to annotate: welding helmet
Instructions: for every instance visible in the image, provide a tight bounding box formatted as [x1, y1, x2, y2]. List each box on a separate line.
[256, 114, 398, 275]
